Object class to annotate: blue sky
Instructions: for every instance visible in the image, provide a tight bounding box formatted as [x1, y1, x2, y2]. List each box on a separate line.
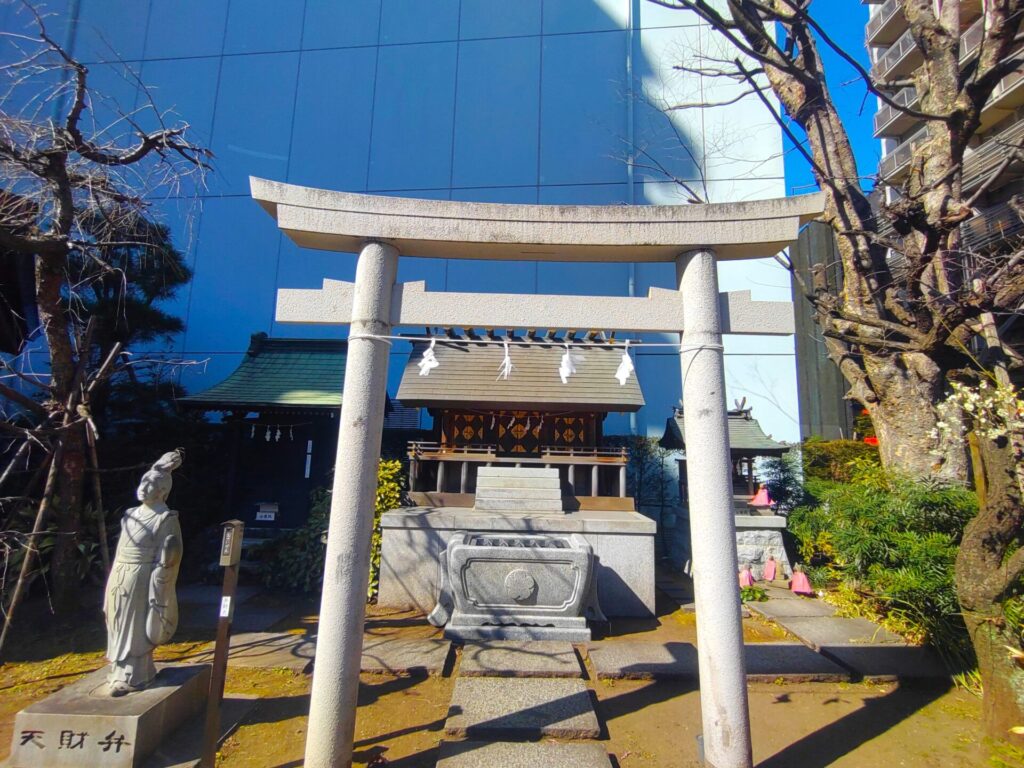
[783, 3, 878, 195]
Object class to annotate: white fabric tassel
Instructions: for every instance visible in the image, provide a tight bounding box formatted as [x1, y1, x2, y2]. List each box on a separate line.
[497, 341, 513, 380]
[558, 343, 576, 384]
[417, 338, 439, 376]
[615, 340, 635, 386]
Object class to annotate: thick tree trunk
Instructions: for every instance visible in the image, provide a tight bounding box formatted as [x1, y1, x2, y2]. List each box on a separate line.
[861, 351, 967, 482]
[965, 613, 1024, 738]
[957, 434, 1024, 738]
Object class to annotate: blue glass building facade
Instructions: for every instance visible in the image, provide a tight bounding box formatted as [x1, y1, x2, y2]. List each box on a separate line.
[3, 0, 796, 439]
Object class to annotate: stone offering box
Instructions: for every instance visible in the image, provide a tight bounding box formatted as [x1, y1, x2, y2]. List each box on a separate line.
[8, 664, 209, 768]
[429, 532, 602, 642]
[380, 508, 656, 619]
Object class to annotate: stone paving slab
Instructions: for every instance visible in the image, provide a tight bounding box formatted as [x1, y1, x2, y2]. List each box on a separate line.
[587, 641, 849, 682]
[763, 585, 803, 600]
[361, 637, 452, 675]
[177, 603, 293, 634]
[445, 677, 600, 739]
[459, 641, 582, 678]
[821, 646, 948, 680]
[185, 634, 452, 676]
[748, 597, 835, 620]
[187, 632, 315, 671]
[144, 695, 257, 768]
[587, 641, 696, 680]
[776, 616, 906, 649]
[177, 585, 263, 605]
[745, 643, 850, 682]
[436, 740, 612, 767]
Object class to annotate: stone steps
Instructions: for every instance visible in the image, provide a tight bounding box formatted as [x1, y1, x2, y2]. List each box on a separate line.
[474, 476, 562, 490]
[474, 467, 564, 513]
[474, 487, 563, 499]
[476, 467, 557, 479]
[473, 498, 564, 512]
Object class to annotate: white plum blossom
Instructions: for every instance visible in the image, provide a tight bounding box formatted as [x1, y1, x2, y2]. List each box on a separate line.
[932, 379, 1024, 449]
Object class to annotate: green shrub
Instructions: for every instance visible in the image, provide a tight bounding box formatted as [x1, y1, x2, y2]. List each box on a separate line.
[740, 585, 768, 603]
[801, 437, 879, 483]
[788, 461, 976, 670]
[260, 459, 405, 599]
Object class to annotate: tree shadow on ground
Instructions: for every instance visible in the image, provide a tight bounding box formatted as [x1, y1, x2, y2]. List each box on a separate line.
[756, 680, 953, 767]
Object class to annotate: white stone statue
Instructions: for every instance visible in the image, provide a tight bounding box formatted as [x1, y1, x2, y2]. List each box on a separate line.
[103, 450, 184, 696]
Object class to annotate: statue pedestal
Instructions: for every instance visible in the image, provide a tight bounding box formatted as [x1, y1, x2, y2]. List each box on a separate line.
[8, 664, 210, 768]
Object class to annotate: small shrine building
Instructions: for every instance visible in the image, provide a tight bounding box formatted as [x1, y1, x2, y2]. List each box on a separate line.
[661, 404, 788, 508]
[396, 334, 643, 509]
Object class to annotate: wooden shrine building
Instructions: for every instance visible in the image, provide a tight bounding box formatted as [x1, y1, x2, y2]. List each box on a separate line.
[660, 405, 788, 510]
[181, 333, 399, 529]
[397, 335, 644, 509]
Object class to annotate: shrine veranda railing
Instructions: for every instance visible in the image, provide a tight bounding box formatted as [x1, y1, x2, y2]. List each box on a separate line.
[407, 441, 629, 497]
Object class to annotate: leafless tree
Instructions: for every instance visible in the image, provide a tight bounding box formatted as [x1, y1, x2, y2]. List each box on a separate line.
[647, 0, 1024, 737]
[0, 0, 210, 620]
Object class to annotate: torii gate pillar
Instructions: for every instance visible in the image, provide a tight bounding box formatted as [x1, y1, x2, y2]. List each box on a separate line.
[305, 241, 398, 768]
[678, 249, 752, 767]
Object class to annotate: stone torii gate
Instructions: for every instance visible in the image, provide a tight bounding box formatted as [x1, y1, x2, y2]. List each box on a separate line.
[250, 177, 823, 768]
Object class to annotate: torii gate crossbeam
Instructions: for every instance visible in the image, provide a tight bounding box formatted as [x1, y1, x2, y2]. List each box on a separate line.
[250, 177, 823, 768]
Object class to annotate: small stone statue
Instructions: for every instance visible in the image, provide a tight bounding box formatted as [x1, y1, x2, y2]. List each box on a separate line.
[103, 450, 184, 696]
[789, 563, 814, 596]
[738, 563, 755, 588]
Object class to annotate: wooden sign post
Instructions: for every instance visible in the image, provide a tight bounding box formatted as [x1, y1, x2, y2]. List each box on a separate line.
[201, 519, 244, 768]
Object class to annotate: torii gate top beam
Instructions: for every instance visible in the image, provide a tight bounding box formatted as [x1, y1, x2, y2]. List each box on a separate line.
[251, 177, 823, 262]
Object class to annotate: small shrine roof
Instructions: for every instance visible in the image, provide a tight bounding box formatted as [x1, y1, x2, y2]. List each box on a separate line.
[660, 407, 788, 455]
[181, 333, 347, 411]
[396, 336, 644, 412]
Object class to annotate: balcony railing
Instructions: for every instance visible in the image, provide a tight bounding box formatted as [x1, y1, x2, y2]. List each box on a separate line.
[961, 200, 1024, 252]
[872, 16, 986, 82]
[866, 0, 905, 45]
[874, 86, 918, 137]
[871, 28, 919, 80]
[962, 118, 1024, 192]
[878, 125, 929, 179]
[960, 16, 985, 61]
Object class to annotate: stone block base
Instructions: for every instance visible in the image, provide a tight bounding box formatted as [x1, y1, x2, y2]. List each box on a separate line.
[380, 507, 656, 618]
[444, 623, 591, 643]
[735, 526, 792, 580]
[8, 664, 210, 768]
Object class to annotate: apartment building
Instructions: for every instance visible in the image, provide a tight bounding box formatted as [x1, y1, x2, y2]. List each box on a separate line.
[866, 0, 1024, 376]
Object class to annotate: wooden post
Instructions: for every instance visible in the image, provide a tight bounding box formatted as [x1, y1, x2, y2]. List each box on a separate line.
[84, 421, 110, 573]
[202, 520, 244, 768]
[568, 464, 576, 495]
[460, 461, 468, 493]
[619, 464, 627, 498]
[591, 464, 599, 497]
[436, 461, 446, 493]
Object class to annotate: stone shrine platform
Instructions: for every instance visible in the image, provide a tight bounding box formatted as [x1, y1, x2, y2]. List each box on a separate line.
[379, 507, 656, 618]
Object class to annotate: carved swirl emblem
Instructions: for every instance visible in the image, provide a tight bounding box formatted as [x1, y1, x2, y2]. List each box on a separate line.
[504, 569, 537, 602]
